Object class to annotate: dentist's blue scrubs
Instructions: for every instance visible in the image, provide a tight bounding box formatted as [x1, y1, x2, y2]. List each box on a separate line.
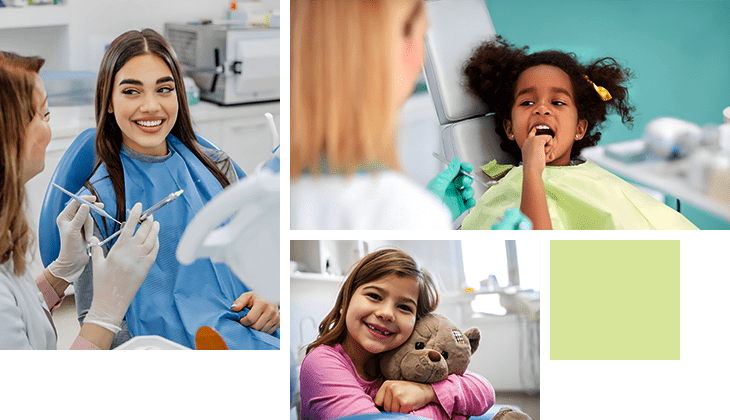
[75, 134, 280, 350]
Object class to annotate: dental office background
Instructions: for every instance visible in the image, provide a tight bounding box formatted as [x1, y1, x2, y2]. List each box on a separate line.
[0, 0, 281, 277]
[399, 0, 730, 229]
[290, 239, 541, 417]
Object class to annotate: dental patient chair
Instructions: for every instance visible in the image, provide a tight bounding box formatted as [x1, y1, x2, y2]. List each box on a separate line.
[422, 0, 518, 227]
[38, 127, 245, 267]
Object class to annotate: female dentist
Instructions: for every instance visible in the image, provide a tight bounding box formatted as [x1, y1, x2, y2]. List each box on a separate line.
[290, 0, 475, 230]
[0, 51, 160, 350]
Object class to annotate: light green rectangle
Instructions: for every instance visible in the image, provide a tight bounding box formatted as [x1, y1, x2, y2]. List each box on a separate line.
[550, 240, 680, 360]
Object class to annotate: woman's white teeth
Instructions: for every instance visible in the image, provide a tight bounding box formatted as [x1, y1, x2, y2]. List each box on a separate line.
[367, 323, 392, 336]
[136, 120, 162, 127]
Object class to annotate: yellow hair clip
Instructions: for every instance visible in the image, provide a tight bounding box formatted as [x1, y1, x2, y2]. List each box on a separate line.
[584, 75, 612, 101]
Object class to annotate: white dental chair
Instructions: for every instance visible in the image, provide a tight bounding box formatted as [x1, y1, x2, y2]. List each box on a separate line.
[422, 0, 518, 227]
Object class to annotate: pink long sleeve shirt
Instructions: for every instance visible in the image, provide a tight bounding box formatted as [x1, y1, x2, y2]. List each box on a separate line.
[300, 343, 495, 420]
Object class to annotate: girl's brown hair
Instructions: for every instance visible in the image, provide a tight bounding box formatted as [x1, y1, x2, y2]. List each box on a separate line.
[291, 0, 425, 178]
[306, 248, 439, 354]
[88, 29, 230, 231]
[0, 52, 45, 275]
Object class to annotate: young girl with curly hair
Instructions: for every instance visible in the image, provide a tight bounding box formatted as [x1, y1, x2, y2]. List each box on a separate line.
[461, 36, 697, 230]
[299, 249, 493, 419]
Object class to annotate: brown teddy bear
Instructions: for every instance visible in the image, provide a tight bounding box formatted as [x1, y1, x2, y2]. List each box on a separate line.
[379, 313, 480, 383]
[379, 313, 533, 420]
[491, 407, 533, 420]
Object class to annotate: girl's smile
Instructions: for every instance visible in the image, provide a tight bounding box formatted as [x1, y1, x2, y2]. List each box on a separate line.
[503, 64, 587, 166]
[342, 274, 419, 377]
[109, 54, 178, 156]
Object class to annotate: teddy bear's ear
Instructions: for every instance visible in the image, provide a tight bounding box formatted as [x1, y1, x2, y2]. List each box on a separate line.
[464, 327, 481, 354]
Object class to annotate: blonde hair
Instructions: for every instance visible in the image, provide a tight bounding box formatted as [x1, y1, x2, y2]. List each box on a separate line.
[291, 0, 424, 178]
[0, 52, 45, 275]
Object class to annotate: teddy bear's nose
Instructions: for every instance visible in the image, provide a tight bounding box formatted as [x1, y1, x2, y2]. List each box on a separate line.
[427, 350, 441, 362]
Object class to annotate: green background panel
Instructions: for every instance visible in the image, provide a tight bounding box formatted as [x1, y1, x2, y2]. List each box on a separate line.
[551, 240, 680, 360]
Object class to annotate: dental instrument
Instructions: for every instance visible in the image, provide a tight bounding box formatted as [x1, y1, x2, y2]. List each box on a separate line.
[85, 190, 184, 256]
[52, 183, 121, 225]
[140, 189, 184, 221]
[86, 223, 125, 256]
[432, 152, 497, 188]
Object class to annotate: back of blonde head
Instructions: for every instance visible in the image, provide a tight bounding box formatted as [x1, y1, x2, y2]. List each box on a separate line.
[291, 0, 420, 178]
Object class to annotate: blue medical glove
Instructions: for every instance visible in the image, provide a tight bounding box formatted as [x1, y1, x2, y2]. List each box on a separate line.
[492, 208, 533, 230]
[426, 156, 476, 221]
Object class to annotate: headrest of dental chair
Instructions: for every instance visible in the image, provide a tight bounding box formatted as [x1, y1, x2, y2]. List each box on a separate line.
[423, 0, 516, 226]
[39, 128, 245, 267]
[423, 0, 496, 125]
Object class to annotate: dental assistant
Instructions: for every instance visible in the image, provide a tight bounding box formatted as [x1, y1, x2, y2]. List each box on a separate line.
[0, 51, 160, 350]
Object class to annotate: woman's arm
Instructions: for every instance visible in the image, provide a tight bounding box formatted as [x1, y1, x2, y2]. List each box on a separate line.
[300, 346, 381, 419]
[35, 269, 67, 313]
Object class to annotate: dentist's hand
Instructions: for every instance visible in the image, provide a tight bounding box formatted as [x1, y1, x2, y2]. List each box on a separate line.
[426, 156, 476, 221]
[232, 292, 280, 335]
[492, 208, 533, 230]
[85, 203, 159, 334]
[47, 195, 98, 283]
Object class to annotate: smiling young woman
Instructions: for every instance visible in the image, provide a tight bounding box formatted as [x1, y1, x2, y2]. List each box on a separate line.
[108, 54, 178, 157]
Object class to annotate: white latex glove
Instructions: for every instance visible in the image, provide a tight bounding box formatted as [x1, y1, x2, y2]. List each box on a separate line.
[85, 203, 160, 334]
[47, 196, 97, 283]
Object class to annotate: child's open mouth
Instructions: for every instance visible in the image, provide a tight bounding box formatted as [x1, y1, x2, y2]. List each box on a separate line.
[535, 125, 555, 137]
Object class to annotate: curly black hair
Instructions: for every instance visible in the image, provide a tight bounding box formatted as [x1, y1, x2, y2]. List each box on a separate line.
[463, 36, 635, 161]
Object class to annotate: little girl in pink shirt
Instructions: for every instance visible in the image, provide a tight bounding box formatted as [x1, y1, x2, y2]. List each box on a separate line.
[299, 249, 494, 419]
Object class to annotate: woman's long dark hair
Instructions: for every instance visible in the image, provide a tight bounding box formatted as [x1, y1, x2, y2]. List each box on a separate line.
[88, 29, 230, 231]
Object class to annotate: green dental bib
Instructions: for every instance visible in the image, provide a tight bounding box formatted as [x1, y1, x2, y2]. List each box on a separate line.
[462, 160, 698, 230]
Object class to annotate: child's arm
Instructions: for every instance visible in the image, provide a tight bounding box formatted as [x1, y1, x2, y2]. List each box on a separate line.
[299, 345, 381, 419]
[520, 128, 553, 230]
[425, 371, 496, 417]
[374, 380, 438, 413]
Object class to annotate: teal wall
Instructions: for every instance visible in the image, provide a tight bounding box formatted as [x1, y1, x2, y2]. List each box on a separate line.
[485, 0, 730, 228]
[485, 0, 730, 145]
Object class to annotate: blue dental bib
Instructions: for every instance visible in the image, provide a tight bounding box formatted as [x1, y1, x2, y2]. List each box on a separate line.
[83, 134, 280, 349]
